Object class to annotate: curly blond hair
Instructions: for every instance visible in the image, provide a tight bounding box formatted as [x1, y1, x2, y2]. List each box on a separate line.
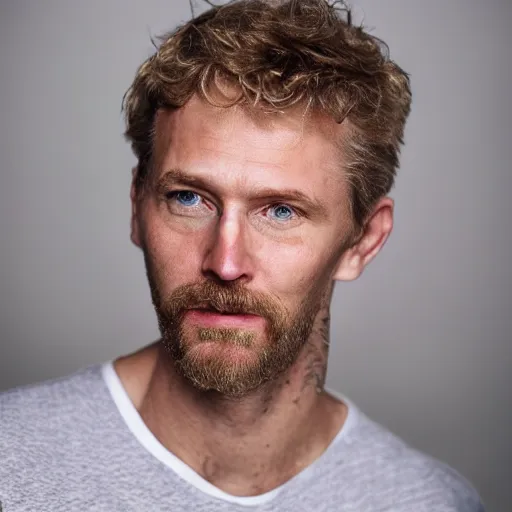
[123, 0, 411, 228]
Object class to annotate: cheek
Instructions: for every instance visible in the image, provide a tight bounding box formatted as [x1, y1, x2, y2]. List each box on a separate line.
[141, 215, 206, 293]
[256, 239, 334, 305]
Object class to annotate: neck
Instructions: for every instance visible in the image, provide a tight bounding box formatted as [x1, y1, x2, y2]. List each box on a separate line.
[115, 306, 347, 497]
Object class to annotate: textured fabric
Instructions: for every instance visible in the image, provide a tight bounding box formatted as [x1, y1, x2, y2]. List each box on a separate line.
[0, 363, 484, 512]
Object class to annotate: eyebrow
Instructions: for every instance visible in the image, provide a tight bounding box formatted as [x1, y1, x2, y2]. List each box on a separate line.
[156, 168, 214, 194]
[156, 168, 329, 219]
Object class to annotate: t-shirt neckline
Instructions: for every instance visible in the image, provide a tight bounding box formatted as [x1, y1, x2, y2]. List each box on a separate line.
[101, 360, 358, 507]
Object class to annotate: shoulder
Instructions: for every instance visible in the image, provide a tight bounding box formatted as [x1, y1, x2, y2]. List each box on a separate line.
[0, 364, 116, 495]
[0, 364, 106, 419]
[0, 364, 108, 453]
[324, 399, 485, 511]
[0, 364, 133, 509]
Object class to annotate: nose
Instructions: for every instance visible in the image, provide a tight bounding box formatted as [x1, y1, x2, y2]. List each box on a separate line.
[201, 209, 253, 284]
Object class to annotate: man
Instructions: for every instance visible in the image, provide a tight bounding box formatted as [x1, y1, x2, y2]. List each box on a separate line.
[0, 1, 484, 510]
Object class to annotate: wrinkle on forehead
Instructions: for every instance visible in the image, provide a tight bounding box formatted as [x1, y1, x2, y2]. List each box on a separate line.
[155, 94, 345, 156]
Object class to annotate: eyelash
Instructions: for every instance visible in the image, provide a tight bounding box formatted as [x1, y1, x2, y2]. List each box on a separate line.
[165, 190, 202, 204]
[164, 190, 304, 223]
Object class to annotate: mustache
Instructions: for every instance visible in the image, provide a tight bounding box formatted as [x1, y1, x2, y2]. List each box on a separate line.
[162, 281, 285, 320]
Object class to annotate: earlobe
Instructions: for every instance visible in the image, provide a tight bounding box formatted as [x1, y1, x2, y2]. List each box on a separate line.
[333, 197, 394, 282]
[332, 245, 364, 281]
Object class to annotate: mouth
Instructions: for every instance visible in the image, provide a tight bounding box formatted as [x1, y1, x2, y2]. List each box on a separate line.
[184, 308, 265, 329]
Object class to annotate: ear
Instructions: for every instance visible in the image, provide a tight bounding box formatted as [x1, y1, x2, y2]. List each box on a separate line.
[130, 167, 142, 248]
[333, 197, 394, 281]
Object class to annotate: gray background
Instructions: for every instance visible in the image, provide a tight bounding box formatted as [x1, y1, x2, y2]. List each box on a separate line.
[0, 1, 510, 510]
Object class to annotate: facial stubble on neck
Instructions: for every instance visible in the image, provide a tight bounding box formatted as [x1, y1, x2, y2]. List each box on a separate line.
[146, 270, 323, 397]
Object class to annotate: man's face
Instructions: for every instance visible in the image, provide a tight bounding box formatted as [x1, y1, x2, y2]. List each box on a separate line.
[132, 96, 354, 396]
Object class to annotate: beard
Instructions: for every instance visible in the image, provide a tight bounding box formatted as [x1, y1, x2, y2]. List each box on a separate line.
[146, 264, 322, 397]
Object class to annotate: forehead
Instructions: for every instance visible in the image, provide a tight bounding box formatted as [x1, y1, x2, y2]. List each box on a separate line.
[151, 95, 349, 201]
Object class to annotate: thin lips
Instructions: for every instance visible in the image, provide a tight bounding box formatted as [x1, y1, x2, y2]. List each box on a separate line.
[190, 306, 257, 316]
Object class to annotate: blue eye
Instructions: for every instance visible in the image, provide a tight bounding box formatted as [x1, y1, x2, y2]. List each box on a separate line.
[269, 204, 294, 221]
[175, 191, 201, 206]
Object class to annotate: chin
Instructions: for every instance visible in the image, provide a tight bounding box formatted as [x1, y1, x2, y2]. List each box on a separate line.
[175, 337, 271, 397]
[187, 339, 261, 365]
